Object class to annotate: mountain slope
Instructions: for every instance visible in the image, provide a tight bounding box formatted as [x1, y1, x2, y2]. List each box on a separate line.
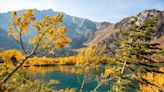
[0, 28, 19, 49]
[0, 9, 110, 49]
[86, 9, 164, 53]
[1, 9, 163, 55]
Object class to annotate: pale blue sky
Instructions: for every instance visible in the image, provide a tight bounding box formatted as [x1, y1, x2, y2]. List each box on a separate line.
[0, 0, 164, 23]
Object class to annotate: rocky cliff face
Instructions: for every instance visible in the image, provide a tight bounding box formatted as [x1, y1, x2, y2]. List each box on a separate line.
[135, 10, 164, 37]
[86, 9, 164, 53]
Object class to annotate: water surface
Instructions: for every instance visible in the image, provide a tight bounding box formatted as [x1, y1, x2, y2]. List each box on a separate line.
[28, 66, 112, 92]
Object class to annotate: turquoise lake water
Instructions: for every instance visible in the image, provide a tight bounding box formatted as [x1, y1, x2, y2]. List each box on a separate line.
[30, 66, 112, 92]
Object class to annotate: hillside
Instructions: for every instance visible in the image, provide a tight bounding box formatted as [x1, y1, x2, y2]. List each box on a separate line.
[0, 9, 110, 49]
[0, 9, 164, 55]
[86, 9, 164, 53]
[0, 28, 19, 49]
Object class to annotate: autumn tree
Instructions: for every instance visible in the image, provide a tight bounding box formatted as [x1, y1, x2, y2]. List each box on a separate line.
[76, 45, 107, 92]
[0, 9, 71, 84]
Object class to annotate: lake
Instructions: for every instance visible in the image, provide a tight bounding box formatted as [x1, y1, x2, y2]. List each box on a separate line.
[27, 66, 112, 92]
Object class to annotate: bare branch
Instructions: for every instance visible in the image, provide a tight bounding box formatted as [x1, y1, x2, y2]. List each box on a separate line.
[93, 77, 115, 92]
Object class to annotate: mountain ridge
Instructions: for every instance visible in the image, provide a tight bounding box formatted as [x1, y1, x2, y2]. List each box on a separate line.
[86, 9, 164, 53]
[0, 9, 164, 55]
[0, 9, 111, 49]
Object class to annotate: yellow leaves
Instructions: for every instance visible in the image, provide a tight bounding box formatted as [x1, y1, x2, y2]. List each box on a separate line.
[8, 27, 14, 36]
[33, 22, 42, 32]
[26, 56, 78, 67]
[160, 67, 164, 72]
[8, 9, 71, 55]
[57, 26, 67, 34]
[9, 9, 36, 45]
[22, 9, 34, 20]
[103, 67, 117, 76]
[140, 85, 159, 92]
[76, 46, 106, 67]
[29, 11, 71, 52]
[53, 13, 63, 24]
[141, 72, 164, 92]
[51, 30, 70, 48]
[0, 50, 25, 64]
[54, 40, 65, 48]
[12, 78, 17, 83]
[44, 16, 51, 22]
[29, 35, 39, 45]
[15, 17, 21, 24]
[54, 36, 72, 48]
[78, 47, 93, 56]
[48, 26, 71, 48]
[63, 37, 72, 44]
[45, 26, 52, 33]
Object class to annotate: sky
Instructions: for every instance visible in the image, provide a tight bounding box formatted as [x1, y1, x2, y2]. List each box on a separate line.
[0, 0, 164, 23]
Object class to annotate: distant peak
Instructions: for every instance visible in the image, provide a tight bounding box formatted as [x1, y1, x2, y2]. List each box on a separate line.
[137, 9, 162, 18]
[47, 9, 53, 11]
[42, 9, 54, 12]
[141, 9, 161, 13]
[134, 9, 163, 26]
[33, 8, 54, 12]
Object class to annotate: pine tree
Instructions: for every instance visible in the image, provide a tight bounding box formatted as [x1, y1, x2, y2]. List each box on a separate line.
[112, 16, 164, 92]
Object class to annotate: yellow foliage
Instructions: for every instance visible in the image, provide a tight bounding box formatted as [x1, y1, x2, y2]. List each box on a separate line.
[0, 49, 25, 63]
[140, 72, 164, 92]
[102, 67, 118, 76]
[8, 9, 71, 55]
[30, 13, 71, 51]
[27, 66, 82, 75]
[26, 56, 78, 66]
[160, 67, 164, 72]
[76, 45, 106, 66]
[0, 50, 25, 77]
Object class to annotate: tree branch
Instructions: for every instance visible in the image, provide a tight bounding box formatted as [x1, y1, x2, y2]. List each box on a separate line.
[14, 24, 27, 54]
[80, 73, 88, 92]
[0, 52, 34, 84]
[93, 77, 115, 92]
[32, 25, 54, 54]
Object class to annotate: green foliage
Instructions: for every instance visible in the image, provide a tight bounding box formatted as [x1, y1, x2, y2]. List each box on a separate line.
[113, 17, 164, 91]
[98, 17, 164, 92]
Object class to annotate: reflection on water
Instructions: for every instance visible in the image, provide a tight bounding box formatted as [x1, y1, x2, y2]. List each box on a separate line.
[27, 66, 111, 92]
[27, 66, 81, 74]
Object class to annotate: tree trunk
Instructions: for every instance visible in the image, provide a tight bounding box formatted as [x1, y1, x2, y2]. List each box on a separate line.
[93, 83, 102, 92]
[80, 73, 87, 92]
[121, 61, 126, 74]
[0, 54, 32, 84]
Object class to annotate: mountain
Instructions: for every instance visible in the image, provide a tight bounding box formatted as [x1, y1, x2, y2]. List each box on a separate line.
[0, 28, 19, 49]
[1, 9, 163, 55]
[0, 9, 110, 50]
[86, 9, 164, 53]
